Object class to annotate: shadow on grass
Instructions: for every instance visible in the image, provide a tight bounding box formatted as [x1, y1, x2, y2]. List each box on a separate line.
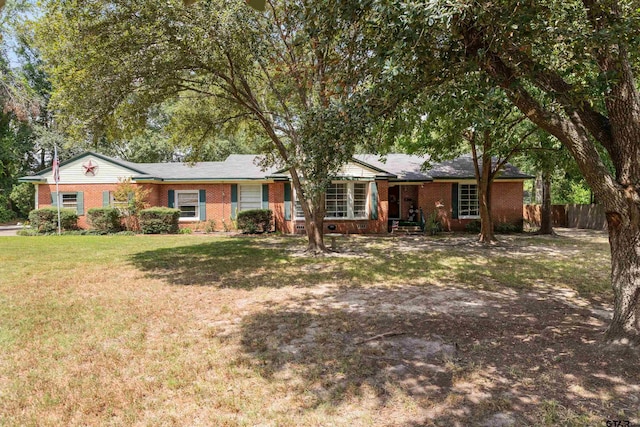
[236, 285, 639, 425]
[129, 234, 611, 298]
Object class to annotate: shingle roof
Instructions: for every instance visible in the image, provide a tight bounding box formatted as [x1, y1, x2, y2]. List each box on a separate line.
[130, 154, 277, 180]
[20, 151, 531, 182]
[354, 153, 531, 180]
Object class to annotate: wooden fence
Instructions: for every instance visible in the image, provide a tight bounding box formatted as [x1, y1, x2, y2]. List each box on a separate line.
[523, 204, 607, 230]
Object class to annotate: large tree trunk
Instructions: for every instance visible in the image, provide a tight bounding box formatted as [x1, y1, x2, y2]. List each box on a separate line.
[471, 134, 497, 244]
[460, 3, 640, 343]
[478, 175, 495, 243]
[605, 212, 640, 344]
[305, 207, 327, 254]
[539, 171, 554, 235]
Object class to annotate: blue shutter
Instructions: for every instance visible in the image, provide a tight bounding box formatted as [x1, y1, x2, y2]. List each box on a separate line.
[230, 184, 238, 219]
[369, 182, 379, 220]
[284, 183, 291, 220]
[451, 183, 459, 219]
[103, 191, 110, 207]
[262, 184, 269, 209]
[76, 192, 84, 215]
[168, 190, 175, 208]
[199, 189, 206, 221]
[51, 192, 58, 207]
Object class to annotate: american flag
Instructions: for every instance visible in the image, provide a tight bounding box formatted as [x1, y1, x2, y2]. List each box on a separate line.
[52, 146, 60, 183]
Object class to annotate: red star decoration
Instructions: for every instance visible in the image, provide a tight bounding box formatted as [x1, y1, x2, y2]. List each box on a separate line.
[82, 160, 98, 176]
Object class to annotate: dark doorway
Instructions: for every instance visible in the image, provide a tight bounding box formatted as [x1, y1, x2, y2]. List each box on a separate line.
[389, 186, 400, 219]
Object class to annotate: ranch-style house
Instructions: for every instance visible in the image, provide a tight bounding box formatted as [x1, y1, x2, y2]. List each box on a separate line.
[20, 151, 530, 233]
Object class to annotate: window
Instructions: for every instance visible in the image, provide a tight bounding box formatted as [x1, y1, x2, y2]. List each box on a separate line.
[353, 183, 367, 218]
[459, 184, 479, 218]
[61, 193, 78, 210]
[294, 182, 368, 220]
[176, 190, 199, 220]
[239, 184, 262, 211]
[325, 183, 348, 218]
[108, 192, 130, 210]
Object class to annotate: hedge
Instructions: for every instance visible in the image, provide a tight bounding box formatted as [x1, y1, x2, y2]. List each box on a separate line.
[139, 207, 180, 234]
[28, 208, 78, 233]
[237, 209, 273, 233]
[87, 207, 122, 233]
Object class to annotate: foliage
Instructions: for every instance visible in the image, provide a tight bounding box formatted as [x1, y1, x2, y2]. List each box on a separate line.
[178, 227, 193, 234]
[9, 182, 34, 218]
[237, 209, 273, 234]
[139, 207, 180, 234]
[28, 207, 77, 233]
[113, 177, 150, 232]
[35, 0, 394, 252]
[87, 207, 122, 233]
[494, 222, 523, 234]
[204, 219, 216, 233]
[423, 210, 442, 236]
[464, 220, 481, 234]
[0, 194, 16, 224]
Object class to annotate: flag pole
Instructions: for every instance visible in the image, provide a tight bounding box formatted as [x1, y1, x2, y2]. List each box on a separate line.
[53, 146, 61, 235]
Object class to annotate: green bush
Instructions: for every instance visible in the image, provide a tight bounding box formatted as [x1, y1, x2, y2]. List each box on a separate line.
[464, 219, 481, 233]
[494, 221, 523, 233]
[139, 208, 180, 234]
[0, 206, 15, 223]
[0, 194, 15, 223]
[87, 207, 122, 233]
[237, 209, 273, 233]
[10, 183, 35, 218]
[28, 208, 78, 233]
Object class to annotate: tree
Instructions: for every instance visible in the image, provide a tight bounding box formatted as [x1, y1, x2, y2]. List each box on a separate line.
[371, 1, 640, 343]
[398, 76, 538, 243]
[36, 0, 381, 253]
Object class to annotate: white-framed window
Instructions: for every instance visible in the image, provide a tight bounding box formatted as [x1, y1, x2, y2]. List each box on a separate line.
[61, 193, 78, 210]
[294, 181, 368, 220]
[175, 190, 199, 220]
[108, 192, 130, 210]
[459, 184, 480, 218]
[325, 183, 348, 218]
[353, 183, 368, 218]
[239, 184, 262, 211]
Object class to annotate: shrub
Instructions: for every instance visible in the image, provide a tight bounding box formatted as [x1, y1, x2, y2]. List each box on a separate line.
[139, 208, 180, 234]
[204, 219, 216, 233]
[0, 194, 15, 223]
[423, 211, 442, 236]
[28, 208, 78, 233]
[87, 207, 122, 233]
[10, 183, 35, 218]
[0, 206, 15, 223]
[237, 209, 273, 233]
[494, 221, 523, 233]
[179, 227, 193, 234]
[464, 219, 481, 233]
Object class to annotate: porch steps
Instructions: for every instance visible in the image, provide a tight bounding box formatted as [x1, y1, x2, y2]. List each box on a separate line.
[393, 225, 423, 234]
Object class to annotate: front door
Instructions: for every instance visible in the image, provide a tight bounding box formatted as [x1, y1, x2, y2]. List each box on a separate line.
[388, 186, 400, 219]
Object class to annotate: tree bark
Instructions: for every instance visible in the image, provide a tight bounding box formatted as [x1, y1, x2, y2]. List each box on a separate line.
[478, 167, 495, 243]
[460, 12, 640, 343]
[605, 211, 640, 345]
[471, 132, 497, 244]
[539, 171, 554, 235]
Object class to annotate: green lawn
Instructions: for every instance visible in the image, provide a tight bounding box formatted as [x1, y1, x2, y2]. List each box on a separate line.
[1, 231, 637, 426]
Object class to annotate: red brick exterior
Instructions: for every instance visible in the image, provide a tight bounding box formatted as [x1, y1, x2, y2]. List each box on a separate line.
[37, 179, 524, 233]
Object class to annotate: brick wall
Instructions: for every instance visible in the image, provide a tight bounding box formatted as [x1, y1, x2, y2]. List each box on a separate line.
[37, 179, 524, 233]
[420, 181, 523, 231]
[38, 183, 124, 229]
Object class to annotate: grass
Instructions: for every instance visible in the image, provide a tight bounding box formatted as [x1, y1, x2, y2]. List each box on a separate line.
[0, 230, 637, 426]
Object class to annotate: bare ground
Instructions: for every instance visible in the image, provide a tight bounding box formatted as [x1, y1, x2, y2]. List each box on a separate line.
[195, 229, 639, 425]
[2, 229, 638, 426]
